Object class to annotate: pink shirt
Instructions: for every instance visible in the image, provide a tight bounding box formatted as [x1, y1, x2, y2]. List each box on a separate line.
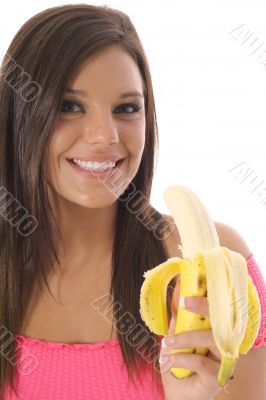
[3, 254, 266, 399]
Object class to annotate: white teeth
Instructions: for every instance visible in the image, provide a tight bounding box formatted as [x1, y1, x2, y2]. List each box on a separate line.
[72, 159, 116, 171]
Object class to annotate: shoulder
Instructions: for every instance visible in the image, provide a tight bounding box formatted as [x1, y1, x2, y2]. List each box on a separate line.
[161, 214, 252, 260]
[214, 220, 252, 260]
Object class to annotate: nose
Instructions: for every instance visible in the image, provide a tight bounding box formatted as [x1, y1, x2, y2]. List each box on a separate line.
[82, 108, 119, 145]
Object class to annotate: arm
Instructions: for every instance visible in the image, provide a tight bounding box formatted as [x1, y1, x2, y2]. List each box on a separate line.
[213, 221, 266, 400]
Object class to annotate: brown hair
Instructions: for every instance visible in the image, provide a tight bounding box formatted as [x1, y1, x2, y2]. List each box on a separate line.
[0, 4, 176, 397]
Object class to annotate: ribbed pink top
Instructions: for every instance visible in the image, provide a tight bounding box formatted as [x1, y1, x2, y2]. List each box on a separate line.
[3, 254, 266, 399]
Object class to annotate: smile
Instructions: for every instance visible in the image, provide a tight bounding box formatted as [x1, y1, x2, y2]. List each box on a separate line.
[67, 158, 125, 180]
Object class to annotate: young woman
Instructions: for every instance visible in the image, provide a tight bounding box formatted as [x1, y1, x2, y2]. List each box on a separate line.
[0, 4, 265, 399]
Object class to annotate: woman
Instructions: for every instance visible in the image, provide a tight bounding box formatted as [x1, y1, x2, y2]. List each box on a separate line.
[0, 4, 265, 399]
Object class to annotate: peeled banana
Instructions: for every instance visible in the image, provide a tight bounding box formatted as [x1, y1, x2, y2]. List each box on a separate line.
[139, 185, 261, 387]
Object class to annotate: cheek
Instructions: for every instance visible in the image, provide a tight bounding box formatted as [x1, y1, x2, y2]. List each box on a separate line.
[124, 120, 146, 161]
[49, 122, 80, 160]
[47, 125, 75, 182]
[50, 122, 78, 152]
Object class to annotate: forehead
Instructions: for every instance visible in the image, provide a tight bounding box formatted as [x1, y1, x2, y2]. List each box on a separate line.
[65, 45, 144, 95]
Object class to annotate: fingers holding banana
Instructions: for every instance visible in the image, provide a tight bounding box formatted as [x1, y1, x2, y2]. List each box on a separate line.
[159, 296, 225, 400]
[161, 328, 221, 363]
[139, 185, 260, 397]
[160, 295, 221, 368]
[174, 296, 221, 361]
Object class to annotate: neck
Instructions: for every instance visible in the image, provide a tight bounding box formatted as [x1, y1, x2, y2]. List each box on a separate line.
[50, 195, 118, 275]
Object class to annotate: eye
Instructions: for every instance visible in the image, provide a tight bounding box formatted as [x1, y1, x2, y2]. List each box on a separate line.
[60, 98, 143, 115]
[60, 98, 84, 113]
[115, 103, 142, 114]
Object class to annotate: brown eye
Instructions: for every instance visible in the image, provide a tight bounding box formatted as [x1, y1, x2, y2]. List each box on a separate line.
[115, 103, 142, 114]
[60, 99, 84, 113]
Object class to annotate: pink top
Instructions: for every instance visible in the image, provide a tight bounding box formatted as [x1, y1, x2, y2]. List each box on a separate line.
[3, 254, 266, 400]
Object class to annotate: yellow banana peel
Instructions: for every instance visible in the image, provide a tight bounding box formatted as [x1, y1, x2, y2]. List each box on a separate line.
[139, 185, 261, 387]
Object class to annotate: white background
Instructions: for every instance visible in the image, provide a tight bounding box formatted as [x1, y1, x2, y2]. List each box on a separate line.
[1, 1, 265, 278]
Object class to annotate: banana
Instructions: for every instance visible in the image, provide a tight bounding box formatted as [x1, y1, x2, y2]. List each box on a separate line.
[139, 184, 261, 387]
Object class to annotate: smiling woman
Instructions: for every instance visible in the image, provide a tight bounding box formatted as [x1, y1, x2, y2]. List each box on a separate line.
[0, 4, 169, 399]
[0, 3, 265, 400]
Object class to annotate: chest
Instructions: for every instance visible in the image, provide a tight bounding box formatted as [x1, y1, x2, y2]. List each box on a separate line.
[20, 268, 116, 344]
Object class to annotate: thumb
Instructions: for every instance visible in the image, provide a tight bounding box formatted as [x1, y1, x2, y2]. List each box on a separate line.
[182, 295, 210, 316]
[167, 311, 177, 337]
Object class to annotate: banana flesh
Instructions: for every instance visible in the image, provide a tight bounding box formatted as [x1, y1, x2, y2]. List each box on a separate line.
[139, 185, 261, 387]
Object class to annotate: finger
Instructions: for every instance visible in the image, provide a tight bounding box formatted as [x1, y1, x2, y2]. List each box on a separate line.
[162, 329, 221, 361]
[160, 352, 223, 399]
[180, 296, 210, 316]
[160, 313, 178, 363]
[159, 351, 221, 389]
[206, 350, 221, 363]
[167, 309, 177, 337]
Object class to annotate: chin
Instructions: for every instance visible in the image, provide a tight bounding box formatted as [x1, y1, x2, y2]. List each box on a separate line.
[63, 189, 120, 209]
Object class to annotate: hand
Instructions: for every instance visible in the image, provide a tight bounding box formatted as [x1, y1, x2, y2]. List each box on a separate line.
[159, 283, 229, 400]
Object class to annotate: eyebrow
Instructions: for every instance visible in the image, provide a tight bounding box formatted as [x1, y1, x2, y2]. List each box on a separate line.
[63, 87, 144, 99]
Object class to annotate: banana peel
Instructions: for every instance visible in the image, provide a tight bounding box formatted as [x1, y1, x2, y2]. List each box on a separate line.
[139, 185, 261, 387]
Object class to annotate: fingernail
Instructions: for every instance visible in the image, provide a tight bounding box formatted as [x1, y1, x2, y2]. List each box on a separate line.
[159, 353, 169, 366]
[162, 337, 175, 347]
[179, 296, 186, 308]
[164, 336, 175, 346]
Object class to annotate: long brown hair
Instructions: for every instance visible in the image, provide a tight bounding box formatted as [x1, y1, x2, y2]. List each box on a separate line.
[0, 4, 176, 397]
